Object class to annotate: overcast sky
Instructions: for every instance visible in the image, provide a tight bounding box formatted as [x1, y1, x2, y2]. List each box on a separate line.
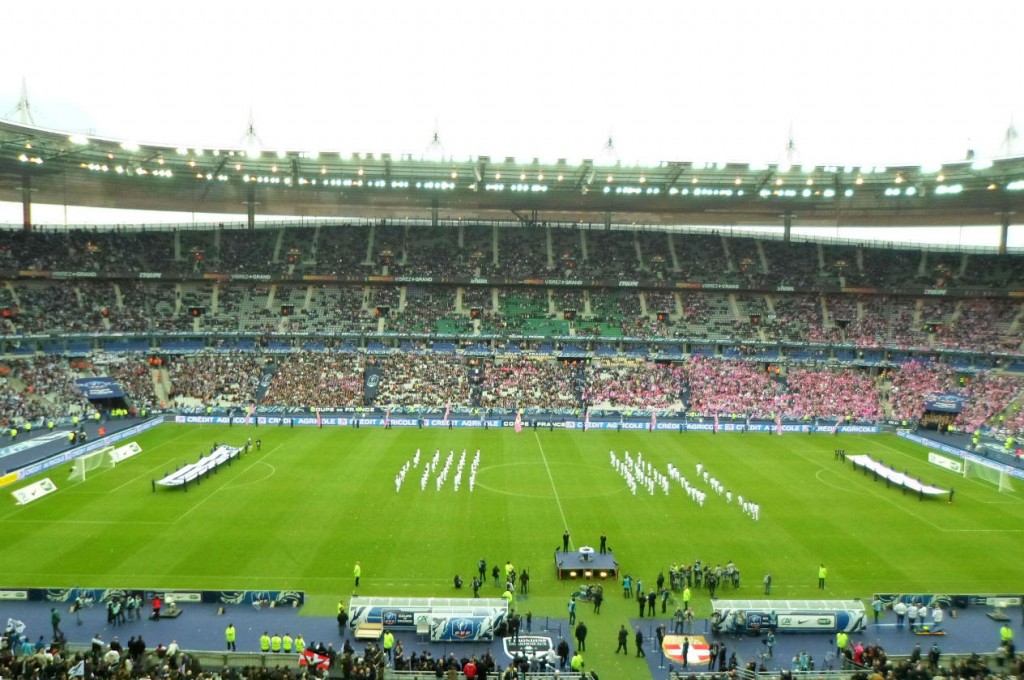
[2, 1, 1023, 243]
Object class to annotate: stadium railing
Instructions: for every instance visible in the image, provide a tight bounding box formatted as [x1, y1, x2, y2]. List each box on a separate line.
[65, 643, 301, 669]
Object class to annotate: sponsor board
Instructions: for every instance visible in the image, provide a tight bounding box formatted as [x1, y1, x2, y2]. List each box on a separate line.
[433, 616, 485, 641]
[777, 614, 836, 631]
[109, 442, 143, 464]
[12, 477, 58, 505]
[502, 635, 554, 660]
[928, 452, 963, 474]
[662, 635, 712, 665]
[0, 589, 28, 600]
[986, 596, 1022, 607]
[382, 610, 416, 627]
[160, 591, 202, 604]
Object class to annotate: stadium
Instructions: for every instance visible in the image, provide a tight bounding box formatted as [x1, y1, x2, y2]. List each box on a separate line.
[1, 6, 1024, 680]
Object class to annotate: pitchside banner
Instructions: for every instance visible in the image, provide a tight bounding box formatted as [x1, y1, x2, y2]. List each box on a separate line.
[74, 377, 126, 399]
[170, 414, 879, 434]
[928, 452, 963, 474]
[16, 418, 163, 481]
[898, 431, 1024, 481]
[29, 587, 303, 607]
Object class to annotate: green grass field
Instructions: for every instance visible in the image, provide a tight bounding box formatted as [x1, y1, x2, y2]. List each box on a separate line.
[3, 425, 1023, 677]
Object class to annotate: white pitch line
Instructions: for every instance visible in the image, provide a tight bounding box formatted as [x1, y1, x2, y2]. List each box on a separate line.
[533, 432, 569, 540]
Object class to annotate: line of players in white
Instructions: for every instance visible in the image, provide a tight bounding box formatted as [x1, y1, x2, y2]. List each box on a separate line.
[608, 451, 760, 520]
[394, 448, 482, 493]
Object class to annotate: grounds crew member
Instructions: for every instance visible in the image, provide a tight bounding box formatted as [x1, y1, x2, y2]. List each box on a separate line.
[225, 624, 236, 651]
[259, 632, 270, 653]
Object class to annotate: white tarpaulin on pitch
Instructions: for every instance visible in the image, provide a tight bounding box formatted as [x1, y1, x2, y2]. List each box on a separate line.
[848, 454, 947, 496]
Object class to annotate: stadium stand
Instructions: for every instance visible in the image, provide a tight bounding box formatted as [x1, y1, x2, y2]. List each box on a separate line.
[0, 224, 1023, 444]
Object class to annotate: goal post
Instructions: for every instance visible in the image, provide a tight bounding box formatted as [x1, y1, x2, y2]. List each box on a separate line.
[964, 457, 1015, 493]
[68, 446, 116, 482]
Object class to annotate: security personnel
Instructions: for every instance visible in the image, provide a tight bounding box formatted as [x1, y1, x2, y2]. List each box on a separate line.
[259, 632, 270, 653]
[270, 632, 282, 653]
[47, 420, 54, 431]
[24, 422, 31, 435]
[282, 632, 293, 653]
[570, 651, 585, 673]
[225, 623, 236, 651]
[9, 427, 16, 440]
[382, 629, 395, 660]
[294, 634, 305, 654]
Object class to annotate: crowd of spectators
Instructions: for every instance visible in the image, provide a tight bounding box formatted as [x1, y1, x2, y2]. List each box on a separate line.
[5, 225, 1024, 295]
[585, 359, 686, 410]
[0, 350, 1022, 435]
[0, 356, 93, 427]
[374, 353, 470, 408]
[166, 354, 265, 406]
[684, 355, 785, 418]
[886, 361, 958, 424]
[262, 354, 362, 408]
[783, 368, 884, 422]
[478, 356, 580, 410]
[1, 225, 1024, 356]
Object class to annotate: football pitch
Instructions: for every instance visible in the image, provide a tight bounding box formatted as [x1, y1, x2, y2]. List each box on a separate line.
[3, 424, 1023, 672]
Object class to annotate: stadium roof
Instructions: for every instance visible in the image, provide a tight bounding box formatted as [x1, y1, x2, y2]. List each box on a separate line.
[3, 119, 1024, 228]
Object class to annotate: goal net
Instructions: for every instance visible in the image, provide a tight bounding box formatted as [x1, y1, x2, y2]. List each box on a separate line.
[964, 457, 1015, 493]
[69, 446, 116, 482]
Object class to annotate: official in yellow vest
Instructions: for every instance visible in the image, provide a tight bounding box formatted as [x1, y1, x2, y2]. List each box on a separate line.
[271, 633, 282, 652]
[259, 632, 270, 653]
[225, 624, 236, 651]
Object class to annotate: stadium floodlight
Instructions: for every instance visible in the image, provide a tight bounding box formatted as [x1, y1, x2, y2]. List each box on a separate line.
[777, 162, 792, 173]
[971, 157, 994, 170]
[748, 162, 770, 171]
[120, 141, 140, 152]
[801, 163, 816, 173]
[277, 150, 288, 159]
[68, 134, 89, 145]
[919, 162, 942, 174]
[246, 148, 260, 160]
